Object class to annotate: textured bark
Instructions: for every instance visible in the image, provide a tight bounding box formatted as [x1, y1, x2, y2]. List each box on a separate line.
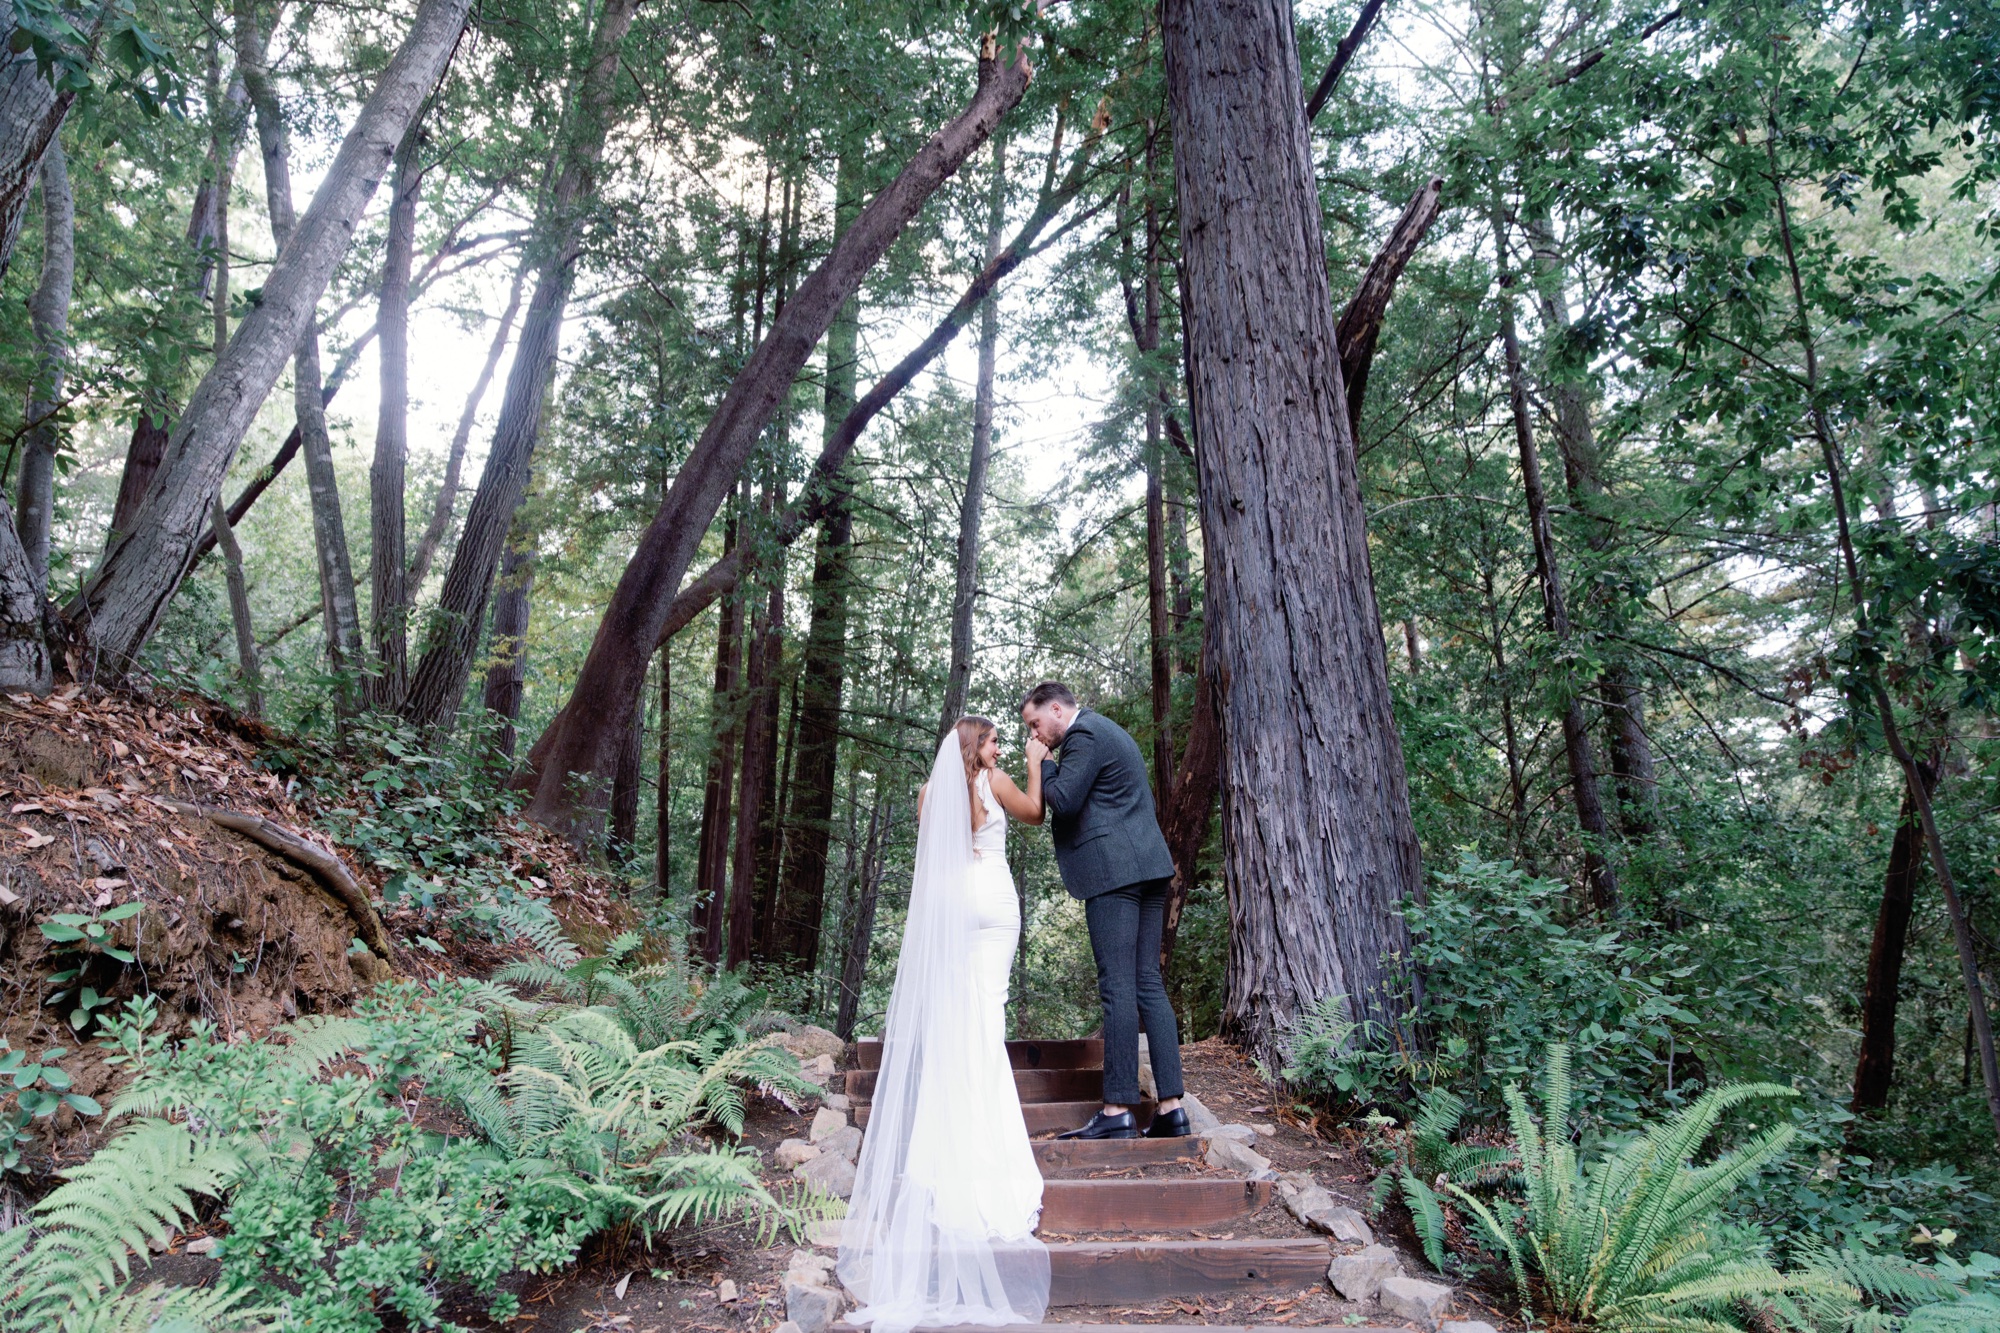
[210, 491, 262, 717]
[70, 0, 471, 676]
[369, 124, 424, 709]
[15, 135, 71, 591]
[527, 46, 1032, 841]
[940, 136, 1007, 733]
[1852, 759, 1940, 1116]
[693, 508, 744, 965]
[608, 685, 645, 861]
[1335, 178, 1443, 443]
[0, 514, 52, 693]
[835, 795, 890, 1040]
[655, 650, 672, 891]
[240, 2, 366, 689]
[727, 584, 781, 967]
[0, 12, 84, 280]
[1162, 0, 1423, 1065]
[770, 134, 863, 970]
[479, 522, 535, 760]
[1158, 621, 1221, 966]
[409, 256, 527, 590]
[1496, 261, 1618, 915]
[401, 0, 641, 730]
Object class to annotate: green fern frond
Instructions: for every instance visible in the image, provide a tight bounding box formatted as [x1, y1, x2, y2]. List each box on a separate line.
[274, 1015, 368, 1072]
[1400, 1170, 1450, 1271]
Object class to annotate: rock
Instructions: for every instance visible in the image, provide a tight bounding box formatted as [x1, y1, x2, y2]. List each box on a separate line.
[781, 1025, 845, 1062]
[775, 1138, 822, 1169]
[1249, 1121, 1276, 1136]
[1137, 1033, 1157, 1100]
[796, 1148, 857, 1199]
[803, 1052, 837, 1082]
[809, 1106, 847, 1142]
[1380, 1275, 1454, 1330]
[824, 1092, 852, 1112]
[1180, 1090, 1223, 1134]
[773, 1324, 804, 1333]
[717, 1278, 739, 1303]
[784, 1274, 845, 1333]
[1319, 1204, 1375, 1245]
[788, 1249, 838, 1282]
[1327, 1243, 1402, 1302]
[819, 1124, 864, 1164]
[1212, 1122, 1258, 1144]
[184, 1236, 218, 1256]
[1276, 1172, 1375, 1243]
[806, 1219, 848, 1248]
[1204, 1133, 1273, 1178]
[1442, 1322, 1499, 1333]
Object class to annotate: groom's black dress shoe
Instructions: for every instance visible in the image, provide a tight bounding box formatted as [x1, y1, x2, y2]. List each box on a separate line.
[1144, 1106, 1191, 1138]
[1055, 1110, 1138, 1140]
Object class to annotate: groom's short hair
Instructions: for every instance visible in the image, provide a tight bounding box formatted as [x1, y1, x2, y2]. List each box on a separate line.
[1022, 681, 1077, 710]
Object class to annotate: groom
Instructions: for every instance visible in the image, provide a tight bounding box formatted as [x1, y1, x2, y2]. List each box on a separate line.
[1020, 681, 1190, 1140]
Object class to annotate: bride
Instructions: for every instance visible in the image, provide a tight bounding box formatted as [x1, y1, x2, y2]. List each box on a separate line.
[837, 717, 1053, 1332]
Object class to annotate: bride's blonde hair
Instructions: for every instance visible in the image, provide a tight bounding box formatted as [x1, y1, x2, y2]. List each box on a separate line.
[955, 716, 996, 831]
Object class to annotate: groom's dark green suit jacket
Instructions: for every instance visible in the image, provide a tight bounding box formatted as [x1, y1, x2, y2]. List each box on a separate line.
[1038, 709, 1176, 900]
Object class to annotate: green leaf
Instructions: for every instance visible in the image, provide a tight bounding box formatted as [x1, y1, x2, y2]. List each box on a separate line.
[39, 924, 87, 942]
[100, 901, 143, 922]
[61, 1093, 101, 1116]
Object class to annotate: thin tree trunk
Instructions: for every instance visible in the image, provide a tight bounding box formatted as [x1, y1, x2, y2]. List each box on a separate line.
[480, 522, 535, 758]
[1851, 758, 1940, 1116]
[1336, 178, 1444, 443]
[369, 121, 424, 709]
[835, 795, 890, 1039]
[210, 491, 261, 716]
[940, 135, 1007, 733]
[694, 507, 744, 965]
[1494, 209, 1618, 916]
[70, 0, 470, 676]
[655, 650, 672, 891]
[1162, 0, 1424, 1068]
[408, 256, 527, 589]
[0, 9, 92, 280]
[14, 135, 71, 592]
[769, 127, 861, 971]
[238, 2, 366, 693]
[527, 45, 1032, 841]
[401, 0, 642, 730]
[1159, 620, 1222, 966]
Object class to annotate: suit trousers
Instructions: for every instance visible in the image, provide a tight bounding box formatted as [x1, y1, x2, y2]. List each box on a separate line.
[1084, 876, 1186, 1106]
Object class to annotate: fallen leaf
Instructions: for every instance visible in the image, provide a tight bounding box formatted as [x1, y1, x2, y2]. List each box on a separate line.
[16, 826, 54, 849]
[11, 802, 45, 814]
[92, 877, 128, 891]
[615, 1272, 632, 1300]
[0, 886, 19, 906]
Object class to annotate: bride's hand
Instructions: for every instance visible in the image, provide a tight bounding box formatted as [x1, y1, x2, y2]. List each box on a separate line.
[1024, 736, 1049, 766]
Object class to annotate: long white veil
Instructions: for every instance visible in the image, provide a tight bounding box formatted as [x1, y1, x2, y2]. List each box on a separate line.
[837, 734, 1050, 1332]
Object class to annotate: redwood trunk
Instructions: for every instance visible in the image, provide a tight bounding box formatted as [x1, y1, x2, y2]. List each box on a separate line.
[480, 525, 535, 759]
[1162, 0, 1423, 1066]
[527, 47, 1032, 841]
[835, 796, 891, 1039]
[14, 135, 71, 591]
[1851, 759, 1940, 1115]
[655, 651, 673, 891]
[693, 510, 745, 965]
[369, 123, 424, 708]
[609, 685, 645, 861]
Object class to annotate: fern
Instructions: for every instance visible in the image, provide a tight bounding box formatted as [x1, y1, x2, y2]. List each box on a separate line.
[1401, 1171, 1450, 1270]
[0, 1119, 272, 1333]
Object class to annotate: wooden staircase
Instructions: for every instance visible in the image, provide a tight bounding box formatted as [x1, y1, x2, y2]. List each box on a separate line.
[833, 1037, 1334, 1320]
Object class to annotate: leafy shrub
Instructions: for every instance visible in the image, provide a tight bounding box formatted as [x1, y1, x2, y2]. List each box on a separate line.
[1, 1037, 100, 1172]
[1367, 1087, 1513, 1270]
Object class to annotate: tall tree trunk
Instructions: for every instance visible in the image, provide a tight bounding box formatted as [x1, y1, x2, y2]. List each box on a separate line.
[109, 67, 252, 542]
[210, 490, 261, 717]
[1494, 230, 1619, 915]
[70, 0, 470, 677]
[835, 794, 890, 1039]
[401, 0, 642, 730]
[1158, 619, 1221, 966]
[239, 1, 365, 693]
[480, 519, 535, 759]
[14, 135, 71, 591]
[694, 507, 744, 965]
[1161, 0, 1423, 1067]
[1851, 757, 1941, 1116]
[0, 515, 52, 693]
[527, 45, 1032, 841]
[940, 135, 1006, 732]
[655, 649, 673, 891]
[770, 130, 861, 969]
[409, 256, 527, 589]
[369, 122, 424, 709]
[609, 685, 645, 861]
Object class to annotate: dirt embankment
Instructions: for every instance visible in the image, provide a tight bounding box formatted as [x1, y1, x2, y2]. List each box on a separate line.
[0, 687, 624, 1170]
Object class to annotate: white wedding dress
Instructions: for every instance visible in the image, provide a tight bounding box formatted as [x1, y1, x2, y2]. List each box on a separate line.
[838, 738, 1050, 1333]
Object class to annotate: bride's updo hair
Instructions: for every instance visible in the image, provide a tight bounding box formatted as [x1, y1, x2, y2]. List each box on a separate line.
[955, 716, 996, 831]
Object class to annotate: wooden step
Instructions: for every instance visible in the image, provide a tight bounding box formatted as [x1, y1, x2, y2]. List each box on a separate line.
[854, 1038, 1103, 1071]
[858, 1099, 1154, 1136]
[1040, 1178, 1270, 1232]
[1048, 1238, 1330, 1305]
[835, 1326, 1408, 1333]
[1033, 1136, 1205, 1170]
[846, 1066, 1102, 1104]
